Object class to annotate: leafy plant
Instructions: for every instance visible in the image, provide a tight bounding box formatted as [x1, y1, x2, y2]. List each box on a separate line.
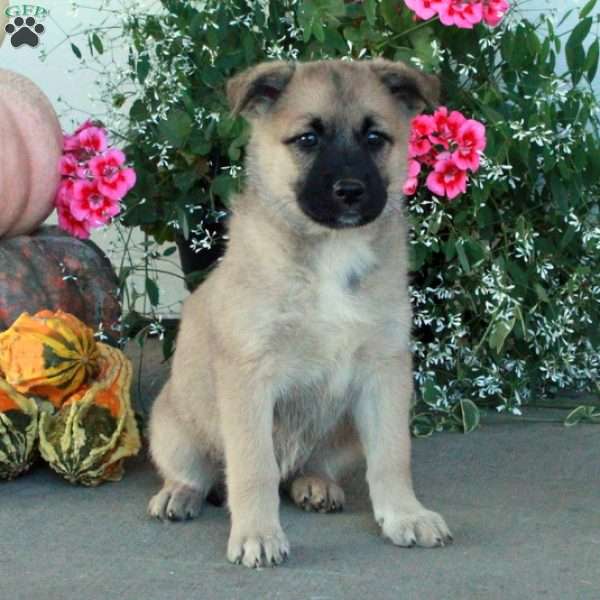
[60, 0, 600, 430]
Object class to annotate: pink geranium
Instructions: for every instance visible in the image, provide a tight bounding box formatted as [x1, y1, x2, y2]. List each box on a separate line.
[404, 0, 441, 20]
[403, 107, 486, 200]
[55, 120, 136, 239]
[55, 179, 75, 209]
[57, 205, 92, 239]
[426, 153, 468, 199]
[403, 159, 422, 195]
[431, 107, 466, 148]
[452, 119, 486, 171]
[409, 114, 436, 157]
[404, 0, 509, 28]
[59, 154, 78, 177]
[71, 180, 121, 226]
[78, 126, 108, 154]
[482, 0, 509, 26]
[89, 149, 137, 200]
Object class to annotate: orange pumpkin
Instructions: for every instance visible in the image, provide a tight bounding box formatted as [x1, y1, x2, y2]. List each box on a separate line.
[0, 69, 63, 238]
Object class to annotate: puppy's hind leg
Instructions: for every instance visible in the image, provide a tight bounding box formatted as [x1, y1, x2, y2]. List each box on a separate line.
[148, 385, 218, 521]
[289, 421, 361, 513]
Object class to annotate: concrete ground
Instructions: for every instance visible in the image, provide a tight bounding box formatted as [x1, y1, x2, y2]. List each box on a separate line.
[1, 342, 599, 600]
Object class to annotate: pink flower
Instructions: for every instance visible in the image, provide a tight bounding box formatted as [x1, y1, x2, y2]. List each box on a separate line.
[59, 154, 79, 177]
[57, 205, 91, 240]
[63, 133, 80, 153]
[78, 126, 108, 154]
[55, 179, 75, 209]
[408, 159, 422, 178]
[426, 153, 468, 199]
[404, 0, 441, 20]
[404, 0, 508, 28]
[71, 180, 121, 226]
[457, 1, 484, 27]
[409, 135, 432, 157]
[412, 115, 436, 138]
[419, 147, 441, 167]
[431, 107, 466, 148]
[439, 0, 483, 29]
[89, 149, 136, 200]
[403, 177, 419, 196]
[403, 159, 422, 196]
[483, 0, 509, 26]
[452, 119, 486, 171]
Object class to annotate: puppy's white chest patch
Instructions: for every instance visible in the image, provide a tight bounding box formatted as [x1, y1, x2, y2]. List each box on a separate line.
[313, 236, 377, 326]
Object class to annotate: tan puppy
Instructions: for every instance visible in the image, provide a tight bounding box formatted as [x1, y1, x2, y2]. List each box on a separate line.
[148, 59, 452, 568]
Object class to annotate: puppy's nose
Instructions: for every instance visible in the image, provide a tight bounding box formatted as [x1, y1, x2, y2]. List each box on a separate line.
[332, 179, 366, 206]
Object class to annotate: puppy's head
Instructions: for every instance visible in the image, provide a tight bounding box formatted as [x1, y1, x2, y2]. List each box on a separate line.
[227, 59, 439, 233]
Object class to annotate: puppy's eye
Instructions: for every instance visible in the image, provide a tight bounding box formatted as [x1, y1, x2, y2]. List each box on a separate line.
[366, 131, 386, 149]
[296, 132, 319, 149]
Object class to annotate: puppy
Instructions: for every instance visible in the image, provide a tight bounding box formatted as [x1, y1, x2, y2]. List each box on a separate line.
[148, 59, 452, 568]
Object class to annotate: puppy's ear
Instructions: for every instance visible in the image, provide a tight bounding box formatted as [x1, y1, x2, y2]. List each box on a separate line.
[370, 59, 440, 114]
[227, 61, 296, 118]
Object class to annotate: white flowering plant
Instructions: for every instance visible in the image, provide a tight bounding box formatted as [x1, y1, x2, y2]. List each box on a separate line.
[66, 0, 600, 430]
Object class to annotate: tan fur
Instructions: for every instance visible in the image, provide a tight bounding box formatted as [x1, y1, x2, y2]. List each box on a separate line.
[148, 59, 451, 568]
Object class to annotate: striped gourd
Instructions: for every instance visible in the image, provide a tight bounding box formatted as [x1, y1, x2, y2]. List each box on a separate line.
[38, 343, 141, 486]
[0, 378, 38, 480]
[0, 310, 99, 408]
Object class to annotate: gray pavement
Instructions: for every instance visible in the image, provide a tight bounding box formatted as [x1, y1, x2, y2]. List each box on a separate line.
[1, 341, 599, 599]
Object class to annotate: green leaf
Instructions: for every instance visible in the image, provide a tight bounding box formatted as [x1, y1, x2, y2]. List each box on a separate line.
[409, 27, 437, 69]
[137, 55, 150, 84]
[488, 314, 516, 354]
[189, 131, 212, 155]
[145, 278, 160, 306]
[380, 0, 404, 30]
[163, 246, 177, 257]
[176, 205, 190, 240]
[411, 414, 435, 438]
[174, 170, 198, 193]
[159, 109, 192, 149]
[210, 174, 236, 205]
[564, 405, 600, 426]
[113, 93, 126, 109]
[71, 43, 82, 59]
[312, 19, 325, 43]
[534, 283, 550, 303]
[162, 327, 177, 361]
[422, 380, 439, 406]
[564, 406, 584, 426]
[456, 241, 470, 273]
[459, 399, 480, 433]
[566, 16, 593, 84]
[91, 33, 104, 55]
[579, 0, 598, 19]
[363, 0, 377, 25]
[585, 39, 599, 81]
[129, 99, 149, 122]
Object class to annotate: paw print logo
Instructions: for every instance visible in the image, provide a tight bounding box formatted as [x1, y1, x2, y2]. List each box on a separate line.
[4, 16, 45, 48]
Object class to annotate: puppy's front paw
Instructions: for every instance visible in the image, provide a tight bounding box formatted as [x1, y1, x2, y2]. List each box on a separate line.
[227, 527, 290, 568]
[378, 507, 452, 548]
[148, 482, 204, 521]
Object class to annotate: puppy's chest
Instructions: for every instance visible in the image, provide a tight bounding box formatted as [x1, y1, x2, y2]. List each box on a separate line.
[294, 236, 377, 337]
